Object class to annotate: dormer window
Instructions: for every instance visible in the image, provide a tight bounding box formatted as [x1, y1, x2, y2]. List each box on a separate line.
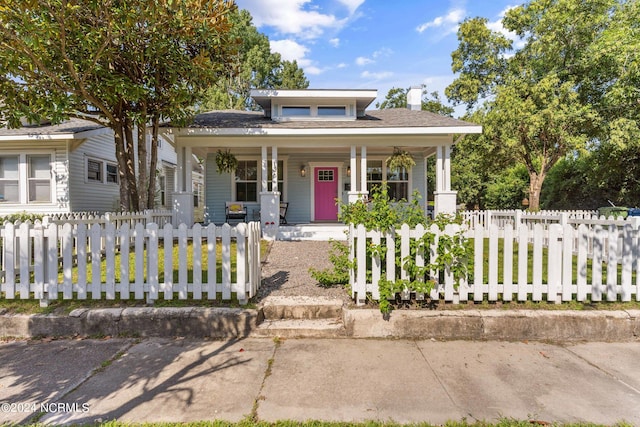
[318, 106, 346, 116]
[250, 88, 377, 121]
[282, 106, 311, 116]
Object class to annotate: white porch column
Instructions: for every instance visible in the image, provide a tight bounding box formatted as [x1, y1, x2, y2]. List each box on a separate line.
[434, 144, 457, 216]
[261, 145, 268, 193]
[172, 145, 194, 226]
[271, 145, 278, 192]
[360, 146, 367, 197]
[348, 145, 368, 203]
[260, 145, 280, 240]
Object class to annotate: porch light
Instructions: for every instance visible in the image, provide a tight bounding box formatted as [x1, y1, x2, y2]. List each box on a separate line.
[347, 166, 351, 177]
[300, 165, 307, 177]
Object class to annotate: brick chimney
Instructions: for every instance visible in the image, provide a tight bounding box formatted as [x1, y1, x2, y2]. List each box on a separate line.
[407, 85, 422, 111]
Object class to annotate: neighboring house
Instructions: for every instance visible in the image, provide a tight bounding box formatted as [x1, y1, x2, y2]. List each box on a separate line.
[164, 87, 482, 235]
[0, 118, 195, 215]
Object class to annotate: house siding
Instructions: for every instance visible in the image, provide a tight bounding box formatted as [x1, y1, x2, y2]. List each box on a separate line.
[68, 132, 120, 213]
[204, 153, 233, 224]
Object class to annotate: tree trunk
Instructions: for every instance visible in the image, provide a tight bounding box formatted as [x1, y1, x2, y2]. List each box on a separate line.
[528, 171, 546, 211]
[113, 124, 131, 212]
[147, 115, 160, 210]
[137, 120, 148, 210]
[123, 118, 140, 211]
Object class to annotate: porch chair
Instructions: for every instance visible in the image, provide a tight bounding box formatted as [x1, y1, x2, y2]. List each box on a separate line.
[225, 201, 247, 223]
[279, 202, 289, 224]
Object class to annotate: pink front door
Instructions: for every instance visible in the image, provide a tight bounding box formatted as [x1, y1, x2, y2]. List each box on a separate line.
[314, 167, 338, 221]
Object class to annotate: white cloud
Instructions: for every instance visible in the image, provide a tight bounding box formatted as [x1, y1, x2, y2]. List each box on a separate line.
[337, 63, 348, 69]
[236, 0, 353, 39]
[329, 38, 340, 47]
[356, 56, 374, 66]
[304, 66, 324, 75]
[416, 7, 465, 35]
[337, 0, 365, 15]
[270, 39, 327, 75]
[270, 39, 309, 63]
[361, 70, 393, 80]
[356, 48, 393, 66]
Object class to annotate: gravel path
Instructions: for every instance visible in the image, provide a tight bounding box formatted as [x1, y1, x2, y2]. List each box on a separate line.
[257, 240, 351, 302]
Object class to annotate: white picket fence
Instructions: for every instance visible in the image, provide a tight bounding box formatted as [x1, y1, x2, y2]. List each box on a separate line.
[349, 221, 640, 304]
[0, 221, 261, 305]
[44, 209, 173, 229]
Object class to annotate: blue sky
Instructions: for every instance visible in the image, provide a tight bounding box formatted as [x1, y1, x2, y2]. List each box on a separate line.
[235, 0, 521, 115]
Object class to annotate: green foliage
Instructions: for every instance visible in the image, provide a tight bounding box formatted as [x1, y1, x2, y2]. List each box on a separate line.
[446, 0, 639, 211]
[375, 217, 470, 315]
[309, 240, 352, 287]
[386, 147, 416, 172]
[339, 187, 428, 232]
[326, 188, 471, 315]
[0, 0, 238, 211]
[215, 149, 238, 174]
[0, 212, 44, 224]
[484, 164, 529, 209]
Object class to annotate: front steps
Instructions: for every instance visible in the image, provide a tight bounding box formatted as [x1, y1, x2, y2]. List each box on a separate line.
[277, 224, 348, 241]
[254, 296, 347, 338]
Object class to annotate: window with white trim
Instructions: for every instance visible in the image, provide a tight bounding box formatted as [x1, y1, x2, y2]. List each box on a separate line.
[0, 153, 52, 204]
[235, 160, 258, 202]
[87, 159, 103, 182]
[317, 106, 346, 116]
[0, 156, 19, 203]
[106, 163, 118, 183]
[366, 159, 409, 201]
[28, 155, 52, 202]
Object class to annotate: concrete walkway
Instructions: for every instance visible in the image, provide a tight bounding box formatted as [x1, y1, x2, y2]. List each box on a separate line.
[1, 337, 639, 426]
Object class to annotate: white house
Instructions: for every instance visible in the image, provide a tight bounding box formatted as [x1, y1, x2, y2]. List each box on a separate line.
[164, 87, 482, 237]
[0, 118, 196, 215]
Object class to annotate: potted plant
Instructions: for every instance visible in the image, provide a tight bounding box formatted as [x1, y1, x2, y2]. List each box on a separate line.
[215, 149, 238, 174]
[386, 147, 415, 170]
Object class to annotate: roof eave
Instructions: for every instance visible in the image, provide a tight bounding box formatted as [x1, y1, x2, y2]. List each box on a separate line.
[170, 125, 482, 137]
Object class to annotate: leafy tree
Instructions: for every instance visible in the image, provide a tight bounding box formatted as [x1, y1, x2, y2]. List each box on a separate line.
[446, 0, 619, 210]
[198, 9, 309, 112]
[0, 0, 237, 211]
[484, 164, 529, 209]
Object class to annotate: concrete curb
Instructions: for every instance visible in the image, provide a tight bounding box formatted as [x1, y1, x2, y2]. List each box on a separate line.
[0, 307, 258, 339]
[1, 307, 639, 341]
[343, 309, 640, 341]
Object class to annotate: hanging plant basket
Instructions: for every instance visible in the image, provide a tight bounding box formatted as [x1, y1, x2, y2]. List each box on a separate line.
[386, 147, 415, 170]
[215, 149, 238, 174]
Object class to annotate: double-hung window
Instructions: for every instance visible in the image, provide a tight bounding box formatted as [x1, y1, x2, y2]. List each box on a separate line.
[28, 155, 52, 202]
[0, 156, 20, 203]
[0, 153, 52, 204]
[87, 158, 118, 184]
[235, 160, 258, 202]
[366, 159, 409, 201]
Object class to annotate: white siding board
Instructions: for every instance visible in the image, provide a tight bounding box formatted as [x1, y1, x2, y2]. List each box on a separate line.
[68, 132, 120, 213]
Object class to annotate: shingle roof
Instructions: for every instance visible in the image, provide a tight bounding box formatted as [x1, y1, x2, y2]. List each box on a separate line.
[186, 109, 478, 129]
[0, 118, 105, 137]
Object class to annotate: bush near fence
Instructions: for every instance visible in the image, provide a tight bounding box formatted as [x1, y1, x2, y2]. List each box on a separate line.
[0, 221, 261, 306]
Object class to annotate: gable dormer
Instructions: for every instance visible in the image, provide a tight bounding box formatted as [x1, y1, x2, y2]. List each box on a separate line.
[250, 89, 377, 122]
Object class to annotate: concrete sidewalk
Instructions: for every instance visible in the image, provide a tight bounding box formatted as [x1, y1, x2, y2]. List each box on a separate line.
[1, 337, 639, 426]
